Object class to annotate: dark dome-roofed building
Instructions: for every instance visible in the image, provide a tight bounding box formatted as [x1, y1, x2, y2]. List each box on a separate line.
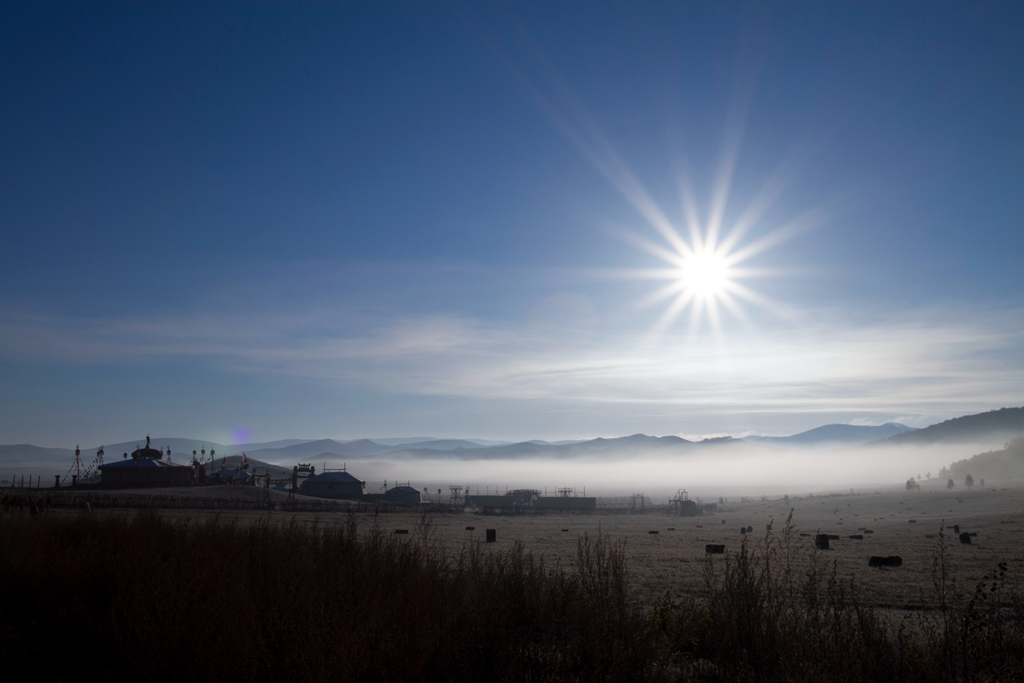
[130, 440, 163, 461]
[98, 435, 193, 486]
[99, 458, 193, 485]
[300, 469, 365, 499]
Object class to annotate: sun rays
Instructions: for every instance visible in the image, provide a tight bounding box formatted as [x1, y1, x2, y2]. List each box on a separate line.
[606, 129, 841, 342]
[617, 176, 825, 342]
[484, 34, 826, 340]
[513, 58, 821, 337]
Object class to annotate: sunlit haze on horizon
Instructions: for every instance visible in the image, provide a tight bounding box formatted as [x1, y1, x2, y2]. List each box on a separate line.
[1, 3, 1022, 450]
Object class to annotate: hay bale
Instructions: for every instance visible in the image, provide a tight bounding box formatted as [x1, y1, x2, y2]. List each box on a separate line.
[705, 544, 726, 554]
[849, 534, 863, 540]
[486, 529, 496, 543]
[869, 556, 902, 568]
[959, 532, 972, 545]
[828, 534, 840, 540]
[465, 526, 475, 531]
[815, 534, 830, 550]
[649, 530, 659, 535]
[395, 529, 409, 535]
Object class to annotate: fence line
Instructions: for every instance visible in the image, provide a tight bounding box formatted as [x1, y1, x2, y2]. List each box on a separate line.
[1, 489, 456, 514]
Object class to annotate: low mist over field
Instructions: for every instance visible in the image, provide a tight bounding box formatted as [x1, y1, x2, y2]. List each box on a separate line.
[315, 442, 990, 499]
[6, 409, 1022, 499]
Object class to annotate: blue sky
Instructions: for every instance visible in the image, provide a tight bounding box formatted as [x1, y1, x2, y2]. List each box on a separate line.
[2, 2, 1022, 447]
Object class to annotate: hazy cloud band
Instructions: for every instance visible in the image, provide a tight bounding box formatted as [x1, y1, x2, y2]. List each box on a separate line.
[2, 300, 1021, 420]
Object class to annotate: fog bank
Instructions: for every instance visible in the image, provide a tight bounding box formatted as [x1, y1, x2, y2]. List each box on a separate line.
[312, 441, 999, 500]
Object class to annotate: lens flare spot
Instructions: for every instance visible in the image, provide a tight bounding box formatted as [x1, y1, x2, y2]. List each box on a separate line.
[231, 426, 253, 445]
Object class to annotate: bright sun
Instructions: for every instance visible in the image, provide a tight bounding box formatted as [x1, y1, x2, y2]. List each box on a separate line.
[621, 185, 822, 337]
[681, 250, 730, 298]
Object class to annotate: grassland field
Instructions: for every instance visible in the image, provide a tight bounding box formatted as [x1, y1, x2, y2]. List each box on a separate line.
[36, 481, 1024, 612]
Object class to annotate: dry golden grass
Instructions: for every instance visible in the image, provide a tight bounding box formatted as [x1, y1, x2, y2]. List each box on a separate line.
[136, 483, 1024, 611]
[5, 485, 1024, 682]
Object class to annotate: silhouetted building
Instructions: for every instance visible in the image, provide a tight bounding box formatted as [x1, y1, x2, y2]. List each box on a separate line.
[300, 470, 365, 499]
[98, 436, 192, 486]
[384, 485, 422, 505]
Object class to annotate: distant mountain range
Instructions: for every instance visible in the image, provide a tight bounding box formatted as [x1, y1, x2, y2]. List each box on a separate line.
[527, 439, 588, 446]
[4, 407, 1022, 471]
[373, 434, 719, 461]
[368, 437, 510, 447]
[870, 407, 1024, 447]
[744, 423, 916, 447]
[200, 455, 292, 477]
[239, 438, 488, 463]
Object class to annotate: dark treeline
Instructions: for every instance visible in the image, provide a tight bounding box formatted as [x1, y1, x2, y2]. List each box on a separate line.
[1, 512, 1023, 682]
[942, 436, 1024, 482]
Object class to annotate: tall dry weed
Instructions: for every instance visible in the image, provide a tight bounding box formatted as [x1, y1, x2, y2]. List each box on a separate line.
[3, 510, 1024, 682]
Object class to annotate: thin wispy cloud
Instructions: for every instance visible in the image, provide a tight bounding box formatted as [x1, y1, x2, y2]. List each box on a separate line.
[3, 301, 1021, 421]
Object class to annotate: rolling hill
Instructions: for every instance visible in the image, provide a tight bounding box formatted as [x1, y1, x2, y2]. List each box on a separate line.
[941, 437, 1024, 482]
[872, 407, 1024, 447]
[745, 423, 916, 447]
[0, 444, 75, 466]
[362, 433, 749, 461]
[242, 439, 395, 462]
[212, 455, 292, 477]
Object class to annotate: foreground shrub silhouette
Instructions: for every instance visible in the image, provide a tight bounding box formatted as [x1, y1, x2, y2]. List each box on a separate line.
[0, 512, 658, 682]
[2, 511, 1023, 682]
